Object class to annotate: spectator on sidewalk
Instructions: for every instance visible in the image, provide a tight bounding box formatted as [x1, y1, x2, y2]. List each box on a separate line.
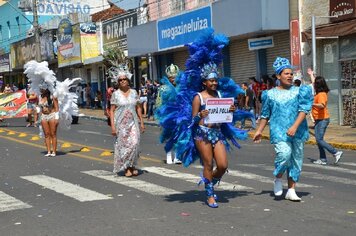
[312, 76, 343, 165]
[146, 79, 157, 121]
[253, 57, 313, 202]
[26, 88, 39, 127]
[3, 84, 12, 94]
[139, 79, 148, 118]
[95, 90, 102, 109]
[239, 82, 256, 129]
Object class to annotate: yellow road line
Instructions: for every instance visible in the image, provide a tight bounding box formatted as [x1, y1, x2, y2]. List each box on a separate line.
[0, 134, 161, 164]
[0, 128, 111, 152]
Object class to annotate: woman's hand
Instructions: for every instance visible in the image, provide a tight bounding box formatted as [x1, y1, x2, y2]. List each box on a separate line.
[199, 109, 209, 118]
[140, 123, 145, 133]
[287, 126, 297, 137]
[111, 127, 116, 136]
[229, 104, 236, 112]
[253, 131, 263, 143]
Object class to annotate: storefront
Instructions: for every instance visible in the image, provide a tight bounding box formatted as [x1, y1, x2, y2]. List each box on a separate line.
[302, 0, 356, 125]
[127, 0, 290, 85]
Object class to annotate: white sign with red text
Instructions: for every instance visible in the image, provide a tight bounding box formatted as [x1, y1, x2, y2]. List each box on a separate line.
[204, 97, 234, 124]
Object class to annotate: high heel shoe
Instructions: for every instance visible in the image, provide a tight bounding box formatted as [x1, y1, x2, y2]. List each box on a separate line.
[198, 174, 218, 200]
[198, 176, 218, 208]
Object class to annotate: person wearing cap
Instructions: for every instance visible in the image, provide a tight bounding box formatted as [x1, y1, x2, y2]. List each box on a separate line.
[155, 63, 182, 164]
[110, 66, 145, 177]
[253, 57, 313, 202]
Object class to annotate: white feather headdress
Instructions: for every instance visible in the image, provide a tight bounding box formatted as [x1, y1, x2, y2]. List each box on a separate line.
[24, 60, 81, 130]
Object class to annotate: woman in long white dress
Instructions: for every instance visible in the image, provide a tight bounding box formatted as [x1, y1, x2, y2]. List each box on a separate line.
[110, 73, 145, 177]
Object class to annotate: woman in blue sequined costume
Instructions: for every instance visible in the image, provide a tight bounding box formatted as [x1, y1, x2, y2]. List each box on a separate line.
[155, 28, 252, 208]
[253, 57, 313, 202]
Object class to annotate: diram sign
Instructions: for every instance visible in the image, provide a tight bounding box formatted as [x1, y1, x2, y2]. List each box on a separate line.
[102, 11, 137, 50]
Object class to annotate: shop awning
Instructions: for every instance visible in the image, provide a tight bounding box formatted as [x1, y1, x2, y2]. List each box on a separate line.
[302, 18, 356, 42]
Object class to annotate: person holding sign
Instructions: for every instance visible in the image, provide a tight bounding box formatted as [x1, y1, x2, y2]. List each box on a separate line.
[253, 57, 313, 202]
[155, 29, 250, 208]
[192, 62, 238, 208]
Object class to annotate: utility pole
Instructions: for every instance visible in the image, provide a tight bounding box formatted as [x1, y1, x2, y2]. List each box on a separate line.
[32, 0, 41, 61]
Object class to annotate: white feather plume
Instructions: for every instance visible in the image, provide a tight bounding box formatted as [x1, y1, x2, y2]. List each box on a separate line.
[24, 60, 81, 130]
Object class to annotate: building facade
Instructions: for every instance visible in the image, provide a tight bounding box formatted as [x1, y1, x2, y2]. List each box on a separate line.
[128, 0, 291, 88]
[301, 0, 356, 126]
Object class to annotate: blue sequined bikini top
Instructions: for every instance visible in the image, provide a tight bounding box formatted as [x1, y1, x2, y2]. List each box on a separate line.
[197, 91, 221, 111]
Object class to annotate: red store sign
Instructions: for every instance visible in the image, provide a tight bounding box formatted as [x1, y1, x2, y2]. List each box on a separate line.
[290, 20, 301, 69]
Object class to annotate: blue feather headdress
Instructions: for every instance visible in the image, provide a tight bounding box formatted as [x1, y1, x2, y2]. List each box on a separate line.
[155, 28, 251, 167]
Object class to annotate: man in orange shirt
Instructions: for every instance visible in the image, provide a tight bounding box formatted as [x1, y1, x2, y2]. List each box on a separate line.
[312, 76, 343, 165]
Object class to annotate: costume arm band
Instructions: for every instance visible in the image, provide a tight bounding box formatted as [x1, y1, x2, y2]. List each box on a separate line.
[192, 112, 201, 124]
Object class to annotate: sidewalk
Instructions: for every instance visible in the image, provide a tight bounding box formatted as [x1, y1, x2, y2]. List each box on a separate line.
[79, 108, 356, 151]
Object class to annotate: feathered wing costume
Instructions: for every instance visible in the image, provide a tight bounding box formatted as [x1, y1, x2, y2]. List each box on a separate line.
[156, 28, 253, 167]
[24, 60, 81, 130]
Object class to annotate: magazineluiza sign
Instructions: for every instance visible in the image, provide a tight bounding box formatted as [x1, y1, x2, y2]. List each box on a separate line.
[157, 5, 212, 51]
[102, 11, 137, 50]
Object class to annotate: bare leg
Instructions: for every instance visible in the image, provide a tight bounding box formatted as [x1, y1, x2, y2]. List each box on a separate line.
[41, 120, 51, 154]
[212, 141, 228, 179]
[49, 119, 59, 155]
[195, 140, 216, 206]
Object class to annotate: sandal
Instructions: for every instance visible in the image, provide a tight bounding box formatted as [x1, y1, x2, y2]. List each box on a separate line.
[131, 168, 139, 176]
[124, 168, 133, 177]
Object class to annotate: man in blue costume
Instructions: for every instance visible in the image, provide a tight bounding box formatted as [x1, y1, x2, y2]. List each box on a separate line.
[155, 64, 182, 164]
[253, 57, 313, 202]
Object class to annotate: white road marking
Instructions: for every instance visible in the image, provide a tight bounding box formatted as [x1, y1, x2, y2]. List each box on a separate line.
[303, 163, 356, 175]
[20, 175, 112, 202]
[239, 163, 356, 186]
[143, 166, 252, 191]
[192, 165, 318, 188]
[82, 170, 183, 196]
[0, 191, 32, 212]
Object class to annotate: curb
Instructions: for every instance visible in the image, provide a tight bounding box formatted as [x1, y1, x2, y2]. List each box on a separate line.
[82, 115, 355, 151]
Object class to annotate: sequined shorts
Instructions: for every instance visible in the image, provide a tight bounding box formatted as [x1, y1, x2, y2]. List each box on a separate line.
[41, 112, 56, 121]
[194, 125, 226, 146]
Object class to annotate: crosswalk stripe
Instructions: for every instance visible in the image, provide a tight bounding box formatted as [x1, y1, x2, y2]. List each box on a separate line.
[239, 164, 356, 186]
[143, 166, 253, 191]
[82, 170, 183, 196]
[225, 169, 317, 188]
[303, 163, 356, 175]
[192, 165, 318, 188]
[0, 191, 32, 212]
[340, 162, 356, 167]
[20, 175, 112, 202]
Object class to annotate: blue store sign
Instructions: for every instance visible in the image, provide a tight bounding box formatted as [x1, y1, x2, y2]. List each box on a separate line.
[157, 6, 212, 51]
[248, 36, 274, 51]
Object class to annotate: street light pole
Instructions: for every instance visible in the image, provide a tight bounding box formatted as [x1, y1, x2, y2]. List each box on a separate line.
[32, 0, 41, 61]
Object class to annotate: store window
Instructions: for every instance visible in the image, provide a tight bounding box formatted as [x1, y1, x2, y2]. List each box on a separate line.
[339, 34, 356, 127]
[170, 0, 185, 13]
[340, 60, 356, 127]
[320, 40, 340, 124]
